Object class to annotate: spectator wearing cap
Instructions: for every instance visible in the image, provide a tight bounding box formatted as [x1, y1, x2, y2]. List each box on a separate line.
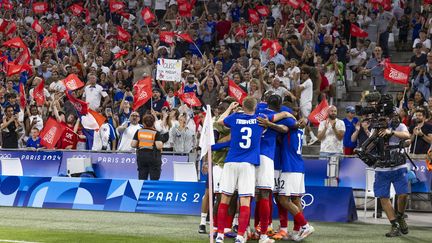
[362, 46, 387, 94]
[409, 43, 427, 79]
[342, 106, 359, 155]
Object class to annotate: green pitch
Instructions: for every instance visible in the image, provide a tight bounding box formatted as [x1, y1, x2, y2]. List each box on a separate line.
[0, 207, 431, 243]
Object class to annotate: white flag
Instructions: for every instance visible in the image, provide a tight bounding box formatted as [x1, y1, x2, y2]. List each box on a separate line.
[199, 105, 215, 159]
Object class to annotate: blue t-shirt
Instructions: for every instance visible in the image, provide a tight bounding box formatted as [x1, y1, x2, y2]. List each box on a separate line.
[184, 84, 198, 94]
[223, 112, 264, 165]
[26, 137, 41, 149]
[343, 117, 359, 148]
[257, 108, 278, 160]
[279, 117, 305, 173]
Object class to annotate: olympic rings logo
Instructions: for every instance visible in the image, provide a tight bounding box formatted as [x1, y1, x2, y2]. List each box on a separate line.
[301, 193, 314, 208]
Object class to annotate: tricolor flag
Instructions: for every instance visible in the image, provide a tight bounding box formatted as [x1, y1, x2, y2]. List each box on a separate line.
[308, 98, 330, 126]
[228, 79, 247, 103]
[350, 23, 368, 38]
[40, 117, 66, 149]
[63, 74, 84, 91]
[81, 109, 107, 130]
[199, 105, 215, 159]
[384, 61, 411, 85]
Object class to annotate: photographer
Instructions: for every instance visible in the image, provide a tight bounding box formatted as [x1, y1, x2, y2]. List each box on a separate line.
[373, 115, 411, 237]
[409, 108, 432, 154]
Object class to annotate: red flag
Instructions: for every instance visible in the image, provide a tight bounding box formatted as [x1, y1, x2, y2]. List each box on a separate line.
[256, 5, 270, 17]
[178, 0, 193, 17]
[180, 92, 202, 107]
[116, 26, 131, 42]
[19, 82, 26, 109]
[248, 9, 260, 25]
[14, 48, 31, 65]
[2, 0, 13, 10]
[384, 62, 411, 85]
[175, 82, 185, 97]
[69, 3, 84, 16]
[0, 19, 8, 32]
[65, 91, 89, 115]
[308, 98, 330, 126]
[31, 19, 43, 34]
[160, 31, 175, 45]
[235, 26, 247, 38]
[301, 2, 312, 17]
[350, 23, 368, 38]
[40, 117, 66, 149]
[41, 35, 57, 49]
[63, 74, 84, 91]
[176, 33, 193, 43]
[118, 11, 130, 19]
[6, 62, 23, 76]
[5, 21, 16, 36]
[33, 78, 45, 106]
[228, 79, 247, 103]
[141, 7, 155, 25]
[261, 38, 272, 51]
[283, 0, 303, 8]
[85, 9, 90, 24]
[114, 49, 128, 59]
[32, 2, 48, 14]
[269, 40, 282, 57]
[133, 79, 152, 111]
[3, 37, 26, 49]
[58, 28, 72, 43]
[109, 1, 125, 13]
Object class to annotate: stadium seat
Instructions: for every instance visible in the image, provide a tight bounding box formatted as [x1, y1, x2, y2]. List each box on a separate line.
[0, 158, 23, 176]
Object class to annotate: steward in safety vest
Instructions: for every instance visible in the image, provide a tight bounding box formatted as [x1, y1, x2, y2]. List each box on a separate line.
[131, 114, 164, 180]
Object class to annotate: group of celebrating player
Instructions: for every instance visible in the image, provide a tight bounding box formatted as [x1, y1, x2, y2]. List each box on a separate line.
[200, 93, 315, 243]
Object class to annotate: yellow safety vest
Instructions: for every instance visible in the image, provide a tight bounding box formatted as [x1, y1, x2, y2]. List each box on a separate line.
[137, 128, 157, 149]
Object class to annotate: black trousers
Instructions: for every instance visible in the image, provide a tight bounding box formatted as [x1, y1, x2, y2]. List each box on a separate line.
[137, 150, 162, 180]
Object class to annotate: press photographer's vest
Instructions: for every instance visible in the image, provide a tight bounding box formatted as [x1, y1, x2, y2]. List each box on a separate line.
[137, 128, 157, 150]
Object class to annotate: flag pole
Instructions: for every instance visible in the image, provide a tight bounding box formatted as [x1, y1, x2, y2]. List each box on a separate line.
[208, 145, 214, 243]
[192, 41, 204, 58]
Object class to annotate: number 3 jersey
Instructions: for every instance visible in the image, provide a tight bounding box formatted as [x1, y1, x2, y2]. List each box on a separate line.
[279, 117, 305, 173]
[223, 112, 264, 165]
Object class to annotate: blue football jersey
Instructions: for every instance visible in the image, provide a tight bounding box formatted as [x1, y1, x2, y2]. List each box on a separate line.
[273, 136, 282, 170]
[257, 108, 278, 160]
[279, 117, 305, 173]
[223, 112, 264, 165]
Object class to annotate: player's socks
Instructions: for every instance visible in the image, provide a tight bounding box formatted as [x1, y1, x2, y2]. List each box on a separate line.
[293, 212, 308, 227]
[254, 200, 261, 228]
[200, 213, 208, 225]
[226, 213, 234, 229]
[259, 197, 270, 235]
[238, 205, 251, 236]
[217, 203, 229, 234]
[277, 201, 288, 228]
[268, 193, 273, 226]
[213, 210, 218, 228]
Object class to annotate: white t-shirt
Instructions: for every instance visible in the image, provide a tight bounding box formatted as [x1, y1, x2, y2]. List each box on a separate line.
[347, 48, 367, 67]
[287, 66, 300, 87]
[83, 84, 108, 110]
[117, 122, 143, 151]
[413, 38, 432, 50]
[299, 79, 313, 107]
[28, 115, 44, 131]
[318, 119, 346, 153]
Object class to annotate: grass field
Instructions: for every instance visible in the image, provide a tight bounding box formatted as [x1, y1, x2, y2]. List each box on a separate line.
[0, 207, 431, 243]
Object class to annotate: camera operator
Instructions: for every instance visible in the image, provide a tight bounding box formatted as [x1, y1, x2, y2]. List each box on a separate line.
[409, 108, 432, 154]
[374, 115, 411, 237]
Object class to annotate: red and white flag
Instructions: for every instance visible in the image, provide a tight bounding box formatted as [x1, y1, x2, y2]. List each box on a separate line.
[2, 0, 13, 10]
[308, 98, 330, 127]
[248, 9, 260, 25]
[19, 82, 26, 109]
[256, 5, 270, 17]
[69, 3, 84, 16]
[228, 79, 247, 104]
[114, 49, 128, 59]
[178, 0, 193, 17]
[118, 11, 130, 19]
[14, 48, 31, 66]
[301, 2, 312, 17]
[109, 0, 125, 13]
[180, 92, 202, 107]
[261, 38, 272, 51]
[31, 19, 43, 34]
[40, 117, 66, 149]
[160, 31, 175, 45]
[5, 21, 16, 36]
[63, 74, 84, 91]
[235, 26, 247, 38]
[0, 19, 9, 32]
[41, 35, 57, 49]
[384, 61, 411, 85]
[350, 23, 368, 38]
[283, 0, 303, 9]
[133, 78, 152, 111]
[6, 62, 23, 76]
[141, 7, 155, 25]
[269, 40, 282, 57]
[176, 32, 193, 43]
[58, 28, 72, 43]
[32, 2, 48, 14]
[33, 78, 45, 106]
[65, 91, 89, 115]
[116, 26, 131, 42]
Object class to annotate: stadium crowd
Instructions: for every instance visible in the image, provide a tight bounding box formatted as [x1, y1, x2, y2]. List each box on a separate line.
[0, 0, 431, 156]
